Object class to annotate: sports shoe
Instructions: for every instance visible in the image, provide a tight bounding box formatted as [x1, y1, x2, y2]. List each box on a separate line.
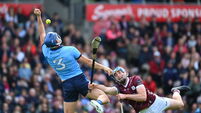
[171, 86, 190, 94]
[90, 100, 104, 113]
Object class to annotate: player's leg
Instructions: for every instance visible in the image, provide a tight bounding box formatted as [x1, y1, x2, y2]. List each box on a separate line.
[139, 86, 190, 113]
[76, 74, 109, 113]
[77, 75, 110, 113]
[62, 77, 80, 113]
[86, 88, 110, 113]
[165, 86, 190, 110]
[75, 74, 110, 103]
[139, 95, 169, 113]
[164, 92, 184, 110]
[63, 101, 77, 113]
[86, 88, 110, 104]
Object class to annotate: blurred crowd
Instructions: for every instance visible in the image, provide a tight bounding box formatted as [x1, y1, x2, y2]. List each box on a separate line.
[88, 0, 198, 3]
[0, 6, 201, 113]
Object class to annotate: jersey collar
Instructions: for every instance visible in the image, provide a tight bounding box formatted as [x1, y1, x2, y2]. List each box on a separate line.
[123, 77, 129, 87]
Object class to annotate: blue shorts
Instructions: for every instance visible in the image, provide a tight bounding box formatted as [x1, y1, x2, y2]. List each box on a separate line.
[62, 73, 89, 102]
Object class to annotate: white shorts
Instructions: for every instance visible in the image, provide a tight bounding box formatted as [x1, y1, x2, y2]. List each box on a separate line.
[139, 95, 170, 113]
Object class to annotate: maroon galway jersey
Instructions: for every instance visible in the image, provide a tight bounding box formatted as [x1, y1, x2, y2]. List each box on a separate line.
[116, 75, 156, 112]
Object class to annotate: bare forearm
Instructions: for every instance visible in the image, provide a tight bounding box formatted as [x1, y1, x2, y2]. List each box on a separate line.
[125, 94, 147, 102]
[78, 55, 113, 75]
[95, 84, 108, 92]
[36, 15, 45, 45]
[95, 84, 118, 95]
[37, 16, 45, 34]
[94, 62, 107, 70]
[86, 58, 106, 71]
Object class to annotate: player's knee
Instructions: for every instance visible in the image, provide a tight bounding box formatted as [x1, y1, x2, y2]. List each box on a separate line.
[105, 96, 110, 103]
[101, 94, 110, 103]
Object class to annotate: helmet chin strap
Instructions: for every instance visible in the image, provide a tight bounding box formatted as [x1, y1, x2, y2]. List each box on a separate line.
[110, 75, 121, 84]
[111, 74, 128, 85]
[50, 45, 60, 49]
[50, 40, 62, 49]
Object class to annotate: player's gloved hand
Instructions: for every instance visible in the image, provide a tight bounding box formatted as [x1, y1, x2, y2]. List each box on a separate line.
[34, 8, 41, 16]
[103, 67, 113, 76]
[117, 94, 126, 100]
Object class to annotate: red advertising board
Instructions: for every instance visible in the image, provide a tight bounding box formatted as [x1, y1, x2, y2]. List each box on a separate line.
[0, 3, 42, 16]
[86, 4, 201, 22]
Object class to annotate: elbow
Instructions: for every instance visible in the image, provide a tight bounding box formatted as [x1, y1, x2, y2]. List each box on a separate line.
[142, 95, 147, 101]
[103, 94, 110, 104]
[140, 94, 147, 102]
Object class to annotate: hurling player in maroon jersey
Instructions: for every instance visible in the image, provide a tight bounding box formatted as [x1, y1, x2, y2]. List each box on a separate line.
[89, 66, 190, 113]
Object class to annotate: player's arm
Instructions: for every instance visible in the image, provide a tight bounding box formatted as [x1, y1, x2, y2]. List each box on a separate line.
[89, 83, 118, 95]
[34, 8, 46, 46]
[117, 85, 147, 102]
[78, 55, 113, 75]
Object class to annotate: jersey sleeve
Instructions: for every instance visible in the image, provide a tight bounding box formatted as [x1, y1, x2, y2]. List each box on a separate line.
[42, 44, 47, 56]
[132, 76, 143, 87]
[71, 46, 81, 60]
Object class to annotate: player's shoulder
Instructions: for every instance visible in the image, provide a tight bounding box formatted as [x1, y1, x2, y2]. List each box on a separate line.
[129, 75, 143, 86]
[60, 46, 72, 50]
[42, 44, 49, 53]
[129, 75, 141, 80]
[42, 43, 47, 48]
[129, 75, 142, 83]
[62, 46, 77, 50]
[61, 46, 80, 54]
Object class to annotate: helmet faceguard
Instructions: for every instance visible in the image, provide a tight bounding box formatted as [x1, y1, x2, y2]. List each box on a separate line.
[111, 67, 127, 84]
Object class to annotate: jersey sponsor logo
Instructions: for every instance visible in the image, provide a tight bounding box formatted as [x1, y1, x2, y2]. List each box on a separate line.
[136, 79, 142, 85]
[131, 86, 136, 90]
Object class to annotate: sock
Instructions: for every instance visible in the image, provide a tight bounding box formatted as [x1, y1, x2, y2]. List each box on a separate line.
[96, 100, 103, 105]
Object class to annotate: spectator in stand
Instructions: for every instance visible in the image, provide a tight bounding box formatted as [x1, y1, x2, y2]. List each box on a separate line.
[173, 36, 188, 54]
[148, 51, 165, 86]
[195, 100, 201, 113]
[119, 15, 129, 31]
[143, 75, 157, 93]
[16, 7, 27, 24]
[17, 96, 28, 113]
[126, 37, 141, 67]
[108, 51, 118, 69]
[0, 42, 11, 64]
[106, 23, 122, 51]
[186, 76, 201, 105]
[128, 16, 139, 28]
[71, 30, 85, 47]
[139, 45, 152, 65]
[2, 103, 9, 113]
[172, 23, 181, 43]
[93, 17, 110, 38]
[5, 7, 18, 23]
[163, 60, 179, 95]
[25, 14, 37, 30]
[18, 58, 32, 81]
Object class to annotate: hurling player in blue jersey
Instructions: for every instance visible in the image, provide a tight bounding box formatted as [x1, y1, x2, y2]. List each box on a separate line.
[34, 9, 113, 113]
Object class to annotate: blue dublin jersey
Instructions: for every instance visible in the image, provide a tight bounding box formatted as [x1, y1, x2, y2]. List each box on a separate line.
[42, 44, 83, 81]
